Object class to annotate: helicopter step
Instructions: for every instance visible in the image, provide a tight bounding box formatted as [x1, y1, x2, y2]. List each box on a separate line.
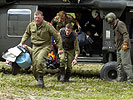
[77, 55, 103, 64]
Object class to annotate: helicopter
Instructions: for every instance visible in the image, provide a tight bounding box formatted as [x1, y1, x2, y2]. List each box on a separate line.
[0, 0, 133, 81]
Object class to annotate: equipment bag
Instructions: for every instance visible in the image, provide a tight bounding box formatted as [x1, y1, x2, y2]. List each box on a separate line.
[2, 45, 32, 69]
[16, 52, 31, 69]
[2, 46, 23, 62]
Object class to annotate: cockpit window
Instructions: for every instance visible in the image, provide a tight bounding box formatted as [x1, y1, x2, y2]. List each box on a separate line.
[7, 9, 31, 37]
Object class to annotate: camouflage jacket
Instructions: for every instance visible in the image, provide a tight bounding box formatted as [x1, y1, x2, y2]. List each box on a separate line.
[51, 14, 76, 31]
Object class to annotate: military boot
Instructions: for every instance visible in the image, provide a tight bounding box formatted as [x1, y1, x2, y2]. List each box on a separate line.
[36, 73, 44, 88]
[58, 67, 65, 82]
[65, 72, 71, 82]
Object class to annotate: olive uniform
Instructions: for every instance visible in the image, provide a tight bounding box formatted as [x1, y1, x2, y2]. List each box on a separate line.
[114, 19, 133, 82]
[20, 20, 62, 80]
[59, 28, 80, 81]
[51, 14, 76, 31]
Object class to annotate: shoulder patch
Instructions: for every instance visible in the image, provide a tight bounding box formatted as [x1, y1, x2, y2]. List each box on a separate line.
[119, 25, 124, 30]
[48, 22, 52, 26]
[118, 22, 126, 32]
[118, 21, 125, 30]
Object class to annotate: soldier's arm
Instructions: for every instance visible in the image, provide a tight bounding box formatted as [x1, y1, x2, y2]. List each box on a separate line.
[72, 36, 80, 66]
[51, 16, 57, 25]
[74, 36, 80, 57]
[20, 24, 31, 45]
[48, 25, 63, 50]
[76, 21, 81, 29]
[69, 14, 81, 29]
[118, 22, 130, 43]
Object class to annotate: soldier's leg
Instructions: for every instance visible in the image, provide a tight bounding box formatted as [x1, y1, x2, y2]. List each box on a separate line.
[32, 46, 39, 81]
[37, 46, 51, 88]
[121, 49, 133, 82]
[116, 51, 124, 82]
[58, 52, 66, 82]
[65, 50, 75, 82]
[32, 45, 50, 88]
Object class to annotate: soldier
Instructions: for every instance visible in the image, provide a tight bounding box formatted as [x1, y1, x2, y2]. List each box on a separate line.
[58, 23, 80, 82]
[84, 9, 103, 57]
[51, 10, 81, 31]
[105, 12, 133, 83]
[19, 10, 63, 88]
[74, 11, 88, 56]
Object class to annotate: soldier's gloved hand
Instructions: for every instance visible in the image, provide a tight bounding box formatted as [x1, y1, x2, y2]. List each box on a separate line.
[122, 42, 128, 51]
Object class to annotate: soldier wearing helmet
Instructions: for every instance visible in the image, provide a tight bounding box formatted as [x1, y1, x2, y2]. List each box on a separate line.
[105, 12, 133, 83]
[84, 9, 103, 57]
[105, 12, 116, 24]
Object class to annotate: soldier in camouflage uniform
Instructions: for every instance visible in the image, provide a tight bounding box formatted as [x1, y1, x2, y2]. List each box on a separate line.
[105, 12, 133, 83]
[20, 10, 63, 88]
[51, 10, 81, 31]
[58, 23, 80, 82]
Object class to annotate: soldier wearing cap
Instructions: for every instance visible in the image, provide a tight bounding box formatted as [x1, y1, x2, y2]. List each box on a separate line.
[105, 12, 133, 83]
[20, 10, 63, 88]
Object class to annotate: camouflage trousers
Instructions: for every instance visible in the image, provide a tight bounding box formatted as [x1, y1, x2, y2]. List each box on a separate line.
[32, 45, 51, 80]
[59, 49, 75, 74]
[117, 49, 133, 82]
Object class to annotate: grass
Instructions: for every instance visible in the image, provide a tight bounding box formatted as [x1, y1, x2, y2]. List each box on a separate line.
[0, 62, 133, 100]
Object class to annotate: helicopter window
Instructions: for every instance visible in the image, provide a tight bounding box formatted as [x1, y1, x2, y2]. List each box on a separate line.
[7, 9, 31, 36]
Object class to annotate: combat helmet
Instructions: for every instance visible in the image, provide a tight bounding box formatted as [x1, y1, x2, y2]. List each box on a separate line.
[92, 10, 99, 18]
[105, 12, 116, 24]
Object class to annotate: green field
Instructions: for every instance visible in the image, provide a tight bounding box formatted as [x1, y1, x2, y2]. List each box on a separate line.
[0, 62, 133, 100]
